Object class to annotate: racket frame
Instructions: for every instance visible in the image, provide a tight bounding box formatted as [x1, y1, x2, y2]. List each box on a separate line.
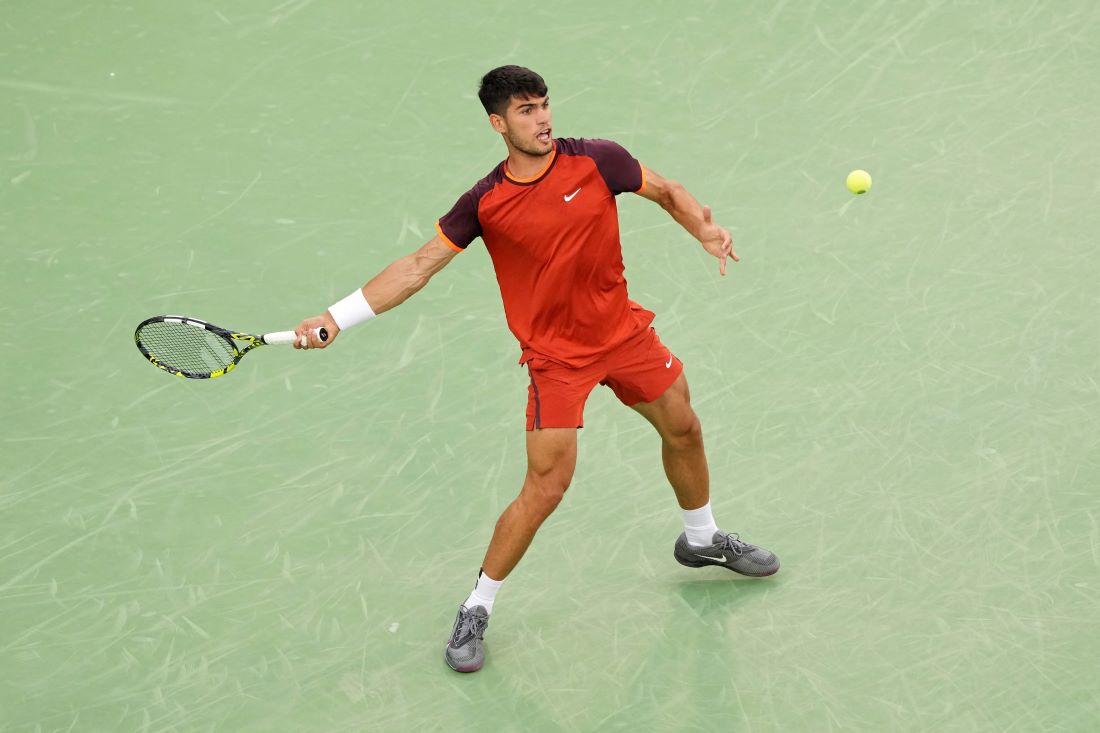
[135, 315, 284, 380]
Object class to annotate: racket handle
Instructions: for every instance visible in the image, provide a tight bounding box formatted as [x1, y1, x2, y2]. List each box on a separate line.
[264, 328, 328, 346]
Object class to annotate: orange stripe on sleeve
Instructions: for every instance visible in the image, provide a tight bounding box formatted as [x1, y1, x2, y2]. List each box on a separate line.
[636, 164, 648, 194]
[435, 221, 464, 253]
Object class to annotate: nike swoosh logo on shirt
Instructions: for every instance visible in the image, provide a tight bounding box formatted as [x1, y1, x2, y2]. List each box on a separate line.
[665, 355, 673, 368]
[696, 553, 727, 562]
[564, 188, 581, 202]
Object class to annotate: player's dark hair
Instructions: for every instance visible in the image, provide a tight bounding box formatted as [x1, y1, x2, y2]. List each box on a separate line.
[478, 66, 548, 116]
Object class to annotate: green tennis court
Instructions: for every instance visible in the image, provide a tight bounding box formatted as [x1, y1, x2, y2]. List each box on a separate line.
[3, 1, 1098, 730]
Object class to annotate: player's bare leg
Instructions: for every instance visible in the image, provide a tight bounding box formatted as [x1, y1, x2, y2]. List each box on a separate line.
[632, 372, 780, 577]
[630, 372, 709, 510]
[446, 427, 577, 672]
[482, 427, 578, 579]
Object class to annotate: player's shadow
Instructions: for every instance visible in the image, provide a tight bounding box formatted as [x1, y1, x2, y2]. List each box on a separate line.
[672, 572, 780, 618]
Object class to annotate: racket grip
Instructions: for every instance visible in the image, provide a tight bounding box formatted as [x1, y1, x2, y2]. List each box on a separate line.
[263, 331, 298, 345]
[264, 328, 328, 346]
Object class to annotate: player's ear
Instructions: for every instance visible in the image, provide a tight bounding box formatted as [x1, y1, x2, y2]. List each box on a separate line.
[488, 113, 507, 134]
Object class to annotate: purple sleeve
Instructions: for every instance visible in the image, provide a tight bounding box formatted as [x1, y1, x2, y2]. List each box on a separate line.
[578, 139, 644, 195]
[436, 167, 503, 250]
[436, 188, 482, 250]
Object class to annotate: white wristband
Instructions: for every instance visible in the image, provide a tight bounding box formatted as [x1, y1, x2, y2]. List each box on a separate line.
[328, 288, 376, 330]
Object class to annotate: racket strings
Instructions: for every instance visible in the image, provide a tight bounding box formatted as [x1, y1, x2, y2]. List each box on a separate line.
[137, 321, 237, 375]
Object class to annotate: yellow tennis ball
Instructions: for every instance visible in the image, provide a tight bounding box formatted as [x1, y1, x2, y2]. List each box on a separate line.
[847, 169, 872, 194]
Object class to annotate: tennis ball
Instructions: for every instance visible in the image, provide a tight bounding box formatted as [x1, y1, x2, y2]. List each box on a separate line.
[847, 169, 872, 194]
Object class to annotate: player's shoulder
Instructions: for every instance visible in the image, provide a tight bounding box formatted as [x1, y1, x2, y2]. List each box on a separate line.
[448, 162, 508, 214]
[554, 138, 642, 195]
[555, 137, 628, 157]
[465, 162, 507, 197]
[440, 162, 507, 248]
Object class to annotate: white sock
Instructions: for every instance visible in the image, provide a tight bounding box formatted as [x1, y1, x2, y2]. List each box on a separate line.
[463, 570, 504, 615]
[681, 502, 720, 547]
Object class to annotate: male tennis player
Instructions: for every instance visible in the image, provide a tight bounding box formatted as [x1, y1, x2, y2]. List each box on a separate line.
[294, 66, 780, 673]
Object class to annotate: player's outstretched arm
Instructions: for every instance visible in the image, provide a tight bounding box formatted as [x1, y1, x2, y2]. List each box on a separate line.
[294, 235, 460, 349]
[635, 167, 739, 276]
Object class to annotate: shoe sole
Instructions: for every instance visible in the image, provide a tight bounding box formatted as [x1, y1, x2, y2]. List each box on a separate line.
[675, 553, 780, 577]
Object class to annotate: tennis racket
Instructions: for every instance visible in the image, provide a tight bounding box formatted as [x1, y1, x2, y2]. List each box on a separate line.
[134, 315, 327, 379]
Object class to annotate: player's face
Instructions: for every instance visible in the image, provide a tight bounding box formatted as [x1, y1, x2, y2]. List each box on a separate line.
[495, 95, 553, 157]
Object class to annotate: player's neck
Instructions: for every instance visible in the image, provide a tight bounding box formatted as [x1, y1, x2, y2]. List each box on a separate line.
[504, 143, 554, 181]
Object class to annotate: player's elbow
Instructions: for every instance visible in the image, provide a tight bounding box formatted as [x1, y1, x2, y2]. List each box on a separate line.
[656, 179, 685, 210]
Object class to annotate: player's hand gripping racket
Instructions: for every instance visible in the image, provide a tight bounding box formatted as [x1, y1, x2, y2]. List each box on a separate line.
[134, 315, 327, 379]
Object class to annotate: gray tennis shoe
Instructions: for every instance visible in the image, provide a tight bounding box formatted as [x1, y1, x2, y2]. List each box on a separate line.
[674, 531, 780, 577]
[445, 605, 489, 673]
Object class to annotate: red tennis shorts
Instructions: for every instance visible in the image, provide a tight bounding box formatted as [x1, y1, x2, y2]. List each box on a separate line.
[525, 327, 683, 430]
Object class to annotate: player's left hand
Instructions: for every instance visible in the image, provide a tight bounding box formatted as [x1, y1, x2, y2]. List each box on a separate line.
[698, 205, 738, 276]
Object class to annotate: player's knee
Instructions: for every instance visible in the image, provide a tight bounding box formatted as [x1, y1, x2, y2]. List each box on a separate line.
[665, 412, 703, 450]
[522, 466, 572, 514]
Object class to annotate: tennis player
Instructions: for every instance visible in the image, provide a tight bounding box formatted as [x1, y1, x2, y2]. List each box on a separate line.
[294, 66, 780, 673]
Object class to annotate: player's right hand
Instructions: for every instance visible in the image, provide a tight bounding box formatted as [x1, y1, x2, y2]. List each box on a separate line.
[294, 314, 340, 350]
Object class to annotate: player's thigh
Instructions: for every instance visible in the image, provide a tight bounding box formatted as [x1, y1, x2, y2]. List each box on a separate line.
[525, 427, 578, 483]
[629, 372, 699, 441]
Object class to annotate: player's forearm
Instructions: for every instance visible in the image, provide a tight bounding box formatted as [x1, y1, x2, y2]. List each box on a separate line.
[328, 237, 455, 326]
[657, 181, 707, 241]
[357, 254, 433, 315]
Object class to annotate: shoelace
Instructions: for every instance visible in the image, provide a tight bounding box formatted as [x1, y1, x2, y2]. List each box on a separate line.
[718, 532, 751, 557]
[451, 608, 488, 645]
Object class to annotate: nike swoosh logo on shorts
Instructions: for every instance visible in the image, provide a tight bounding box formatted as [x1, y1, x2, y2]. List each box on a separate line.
[564, 188, 581, 202]
[665, 354, 673, 368]
[696, 553, 726, 562]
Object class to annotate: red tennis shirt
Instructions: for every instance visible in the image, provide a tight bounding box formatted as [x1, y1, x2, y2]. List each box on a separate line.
[435, 138, 653, 367]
